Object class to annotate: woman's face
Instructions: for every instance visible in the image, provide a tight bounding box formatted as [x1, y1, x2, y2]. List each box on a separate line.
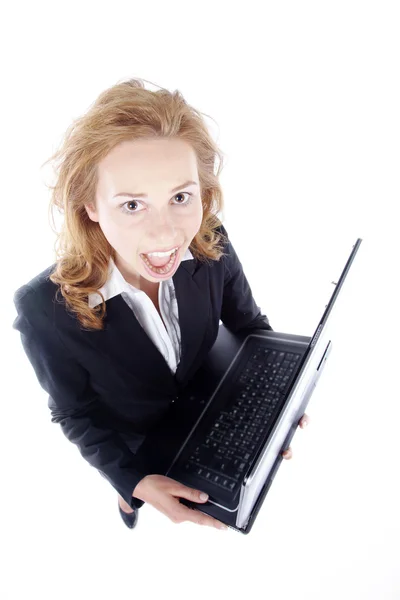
[85, 137, 203, 288]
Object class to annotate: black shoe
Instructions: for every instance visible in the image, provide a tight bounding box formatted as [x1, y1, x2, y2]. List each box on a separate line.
[118, 502, 139, 529]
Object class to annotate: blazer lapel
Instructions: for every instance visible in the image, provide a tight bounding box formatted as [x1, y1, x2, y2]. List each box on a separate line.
[173, 258, 210, 384]
[82, 256, 211, 394]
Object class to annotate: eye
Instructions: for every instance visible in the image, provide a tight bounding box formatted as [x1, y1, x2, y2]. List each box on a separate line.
[173, 192, 192, 205]
[120, 199, 144, 215]
[120, 192, 193, 215]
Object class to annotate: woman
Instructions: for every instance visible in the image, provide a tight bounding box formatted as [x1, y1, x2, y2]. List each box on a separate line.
[12, 78, 309, 531]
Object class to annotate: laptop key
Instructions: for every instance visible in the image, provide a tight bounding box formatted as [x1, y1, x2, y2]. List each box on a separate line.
[210, 455, 230, 472]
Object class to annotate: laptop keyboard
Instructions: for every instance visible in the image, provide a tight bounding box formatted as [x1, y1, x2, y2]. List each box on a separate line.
[182, 347, 302, 494]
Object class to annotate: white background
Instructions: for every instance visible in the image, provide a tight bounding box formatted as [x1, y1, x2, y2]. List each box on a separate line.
[2, 1, 399, 599]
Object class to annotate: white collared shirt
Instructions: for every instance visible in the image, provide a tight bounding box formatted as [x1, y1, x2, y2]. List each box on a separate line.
[88, 249, 194, 374]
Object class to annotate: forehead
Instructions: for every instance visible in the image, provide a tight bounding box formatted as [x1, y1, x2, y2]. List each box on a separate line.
[97, 138, 198, 190]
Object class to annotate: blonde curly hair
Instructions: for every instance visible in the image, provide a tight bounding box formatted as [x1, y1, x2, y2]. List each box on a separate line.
[43, 77, 228, 331]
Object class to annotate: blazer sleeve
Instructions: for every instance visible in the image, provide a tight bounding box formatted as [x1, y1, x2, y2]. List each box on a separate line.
[12, 285, 148, 509]
[219, 224, 274, 334]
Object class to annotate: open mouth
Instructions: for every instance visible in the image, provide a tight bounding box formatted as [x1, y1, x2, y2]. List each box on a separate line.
[140, 247, 180, 276]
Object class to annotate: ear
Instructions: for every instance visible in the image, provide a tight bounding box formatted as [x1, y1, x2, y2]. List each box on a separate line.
[84, 202, 99, 223]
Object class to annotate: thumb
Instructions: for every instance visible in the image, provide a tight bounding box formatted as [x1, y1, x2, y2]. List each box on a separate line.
[173, 483, 209, 503]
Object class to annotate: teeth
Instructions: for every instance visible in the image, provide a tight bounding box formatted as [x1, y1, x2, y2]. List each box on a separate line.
[142, 249, 177, 273]
[147, 247, 177, 257]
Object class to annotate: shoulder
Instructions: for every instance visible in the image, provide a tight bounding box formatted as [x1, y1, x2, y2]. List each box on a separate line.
[214, 222, 234, 257]
[13, 263, 58, 304]
[212, 223, 240, 281]
[12, 263, 63, 325]
[12, 264, 84, 360]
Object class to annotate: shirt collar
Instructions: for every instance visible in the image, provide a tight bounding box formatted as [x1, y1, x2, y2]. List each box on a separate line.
[88, 247, 194, 308]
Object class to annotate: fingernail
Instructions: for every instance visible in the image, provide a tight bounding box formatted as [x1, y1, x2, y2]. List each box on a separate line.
[219, 524, 228, 530]
[302, 420, 308, 427]
[200, 493, 208, 501]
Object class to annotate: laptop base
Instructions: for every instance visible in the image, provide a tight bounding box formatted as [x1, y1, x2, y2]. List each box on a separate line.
[136, 325, 313, 534]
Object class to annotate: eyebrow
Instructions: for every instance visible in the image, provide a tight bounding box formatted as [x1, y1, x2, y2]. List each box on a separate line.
[113, 180, 198, 199]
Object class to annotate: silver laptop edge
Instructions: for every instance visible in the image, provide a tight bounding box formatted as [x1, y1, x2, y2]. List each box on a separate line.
[237, 329, 331, 528]
[236, 238, 362, 529]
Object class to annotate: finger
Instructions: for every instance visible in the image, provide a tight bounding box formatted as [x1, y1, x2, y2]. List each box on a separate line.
[282, 447, 293, 459]
[174, 499, 228, 530]
[189, 507, 228, 530]
[167, 485, 228, 530]
[299, 413, 310, 428]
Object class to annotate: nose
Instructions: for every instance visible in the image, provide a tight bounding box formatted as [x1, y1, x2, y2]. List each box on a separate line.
[147, 207, 178, 246]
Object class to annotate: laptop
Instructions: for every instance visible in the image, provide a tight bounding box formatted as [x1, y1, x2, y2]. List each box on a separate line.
[136, 237, 362, 534]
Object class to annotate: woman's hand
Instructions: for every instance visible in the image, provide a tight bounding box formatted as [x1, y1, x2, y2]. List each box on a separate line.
[281, 413, 310, 459]
[133, 474, 229, 530]
[133, 413, 310, 529]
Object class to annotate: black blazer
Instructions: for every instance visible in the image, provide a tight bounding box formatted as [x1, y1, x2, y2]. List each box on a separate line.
[12, 224, 273, 509]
